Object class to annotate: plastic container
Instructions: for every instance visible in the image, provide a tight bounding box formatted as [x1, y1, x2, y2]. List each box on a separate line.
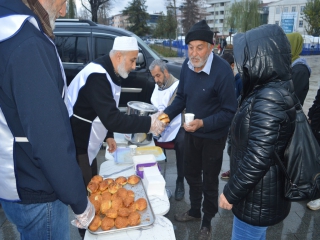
[132, 154, 156, 171]
[136, 163, 161, 179]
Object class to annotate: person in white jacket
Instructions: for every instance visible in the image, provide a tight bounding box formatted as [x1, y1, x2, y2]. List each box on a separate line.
[149, 59, 185, 201]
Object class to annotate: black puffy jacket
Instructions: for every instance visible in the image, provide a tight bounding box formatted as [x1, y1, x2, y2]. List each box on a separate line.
[223, 24, 297, 226]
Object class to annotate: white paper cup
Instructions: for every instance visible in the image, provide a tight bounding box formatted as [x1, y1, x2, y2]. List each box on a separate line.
[185, 113, 195, 124]
[129, 145, 137, 155]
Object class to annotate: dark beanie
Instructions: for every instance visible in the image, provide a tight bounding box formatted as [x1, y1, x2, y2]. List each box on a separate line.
[185, 20, 213, 45]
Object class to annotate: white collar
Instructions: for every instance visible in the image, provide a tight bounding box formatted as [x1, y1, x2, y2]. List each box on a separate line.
[187, 52, 213, 75]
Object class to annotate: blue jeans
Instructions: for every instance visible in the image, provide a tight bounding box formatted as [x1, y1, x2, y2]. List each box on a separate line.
[0, 199, 70, 240]
[232, 216, 267, 240]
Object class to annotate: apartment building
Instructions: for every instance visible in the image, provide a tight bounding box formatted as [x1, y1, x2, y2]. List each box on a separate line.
[268, 0, 308, 35]
[205, 0, 231, 36]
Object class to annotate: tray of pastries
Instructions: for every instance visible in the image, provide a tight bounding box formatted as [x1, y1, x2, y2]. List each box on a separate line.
[87, 174, 155, 234]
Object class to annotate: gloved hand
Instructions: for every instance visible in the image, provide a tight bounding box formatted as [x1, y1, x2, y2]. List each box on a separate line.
[149, 112, 165, 136]
[71, 198, 95, 229]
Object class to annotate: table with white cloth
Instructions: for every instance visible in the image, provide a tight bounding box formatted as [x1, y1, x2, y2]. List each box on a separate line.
[84, 133, 175, 240]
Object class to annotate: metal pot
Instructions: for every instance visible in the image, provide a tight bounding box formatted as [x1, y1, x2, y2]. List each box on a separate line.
[124, 101, 158, 145]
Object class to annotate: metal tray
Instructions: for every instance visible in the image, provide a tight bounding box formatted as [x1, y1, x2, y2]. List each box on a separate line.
[88, 176, 155, 234]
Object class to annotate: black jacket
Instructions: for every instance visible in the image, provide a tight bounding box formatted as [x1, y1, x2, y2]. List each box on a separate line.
[223, 24, 296, 226]
[292, 62, 310, 106]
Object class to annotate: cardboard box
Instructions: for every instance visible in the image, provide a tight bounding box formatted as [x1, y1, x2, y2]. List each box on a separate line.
[132, 154, 156, 171]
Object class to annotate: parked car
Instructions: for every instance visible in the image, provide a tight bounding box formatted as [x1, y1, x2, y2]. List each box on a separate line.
[53, 19, 181, 109]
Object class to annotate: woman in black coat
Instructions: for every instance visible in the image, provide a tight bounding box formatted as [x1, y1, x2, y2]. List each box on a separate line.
[219, 24, 297, 239]
[286, 32, 311, 106]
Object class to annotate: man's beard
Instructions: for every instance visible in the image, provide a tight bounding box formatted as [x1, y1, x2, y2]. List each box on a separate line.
[42, 0, 57, 30]
[189, 51, 210, 68]
[157, 75, 169, 89]
[117, 59, 129, 79]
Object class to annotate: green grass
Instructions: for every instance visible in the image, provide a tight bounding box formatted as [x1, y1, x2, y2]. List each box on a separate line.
[149, 44, 178, 57]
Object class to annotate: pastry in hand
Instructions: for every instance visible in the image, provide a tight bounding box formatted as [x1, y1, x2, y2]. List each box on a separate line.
[88, 215, 101, 232]
[101, 217, 114, 231]
[127, 175, 140, 185]
[158, 113, 170, 124]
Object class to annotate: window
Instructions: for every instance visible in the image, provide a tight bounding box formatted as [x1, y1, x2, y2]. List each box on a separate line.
[301, 6, 305, 12]
[94, 37, 115, 59]
[292, 6, 296, 12]
[276, 7, 280, 14]
[275, 21, 279, 25]
[283, 7, 288, 12]
[219, 19, 224, 23]
[215, 11, 219, 15]
[220, 11, 224, 15]
[54, 36, 88, 64]
[299, 20, 303, 28]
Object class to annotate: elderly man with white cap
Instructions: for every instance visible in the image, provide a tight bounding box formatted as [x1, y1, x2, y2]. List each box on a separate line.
[66, 36, 164, 237]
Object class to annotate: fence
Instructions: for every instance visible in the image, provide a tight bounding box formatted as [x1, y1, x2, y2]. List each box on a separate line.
[162, 40, 188, 57]
[301, 43, 320, 55]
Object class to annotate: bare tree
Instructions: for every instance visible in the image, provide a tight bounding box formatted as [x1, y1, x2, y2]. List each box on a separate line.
[81, 0, 110, 23]
[181, 0, 200, 33]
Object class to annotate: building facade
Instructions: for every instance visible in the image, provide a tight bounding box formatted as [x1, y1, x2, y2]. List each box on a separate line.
[267, 0, 308, 35]
[205, 0, 231, 36]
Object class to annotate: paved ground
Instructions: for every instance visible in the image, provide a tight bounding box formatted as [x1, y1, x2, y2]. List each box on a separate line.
[1, 55, 320, 240]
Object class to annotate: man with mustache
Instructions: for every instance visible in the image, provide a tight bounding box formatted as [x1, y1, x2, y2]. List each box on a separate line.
[149, 59, 186, 201]
[66, 38, 165, 236]
[0, 0, 95, 239]
[162, 20, 237, 240]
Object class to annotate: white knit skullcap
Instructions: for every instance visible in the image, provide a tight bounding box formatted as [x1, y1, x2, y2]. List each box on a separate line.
[112, 36, 139, 51]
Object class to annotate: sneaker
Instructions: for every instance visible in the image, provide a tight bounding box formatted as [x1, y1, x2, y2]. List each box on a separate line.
[175, 181, 185, 201]
[221, 170, 230, 179]
[307, 198, 320, 210]
[174, 211, 201, 222]
[198, 227, 212, 240]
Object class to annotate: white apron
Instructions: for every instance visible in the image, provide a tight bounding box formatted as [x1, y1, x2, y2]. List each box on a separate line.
[151, 81, 181, 142]
[0, 15, 66, 201]
[66, 62, 121, 164]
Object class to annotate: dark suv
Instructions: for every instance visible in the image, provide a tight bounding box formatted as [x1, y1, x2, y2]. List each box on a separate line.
[53, 19, 182, 109]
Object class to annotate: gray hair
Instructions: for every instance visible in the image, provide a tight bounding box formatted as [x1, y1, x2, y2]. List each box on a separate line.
[149, 59, 168, 72]
[109, 50, 128, 57]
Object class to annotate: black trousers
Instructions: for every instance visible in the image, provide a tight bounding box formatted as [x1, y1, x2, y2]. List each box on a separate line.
[76, 153, 97, 238]
[184, 133, 227, 221]
[76, 153, 98, 189]
[174, 127, 185, 180]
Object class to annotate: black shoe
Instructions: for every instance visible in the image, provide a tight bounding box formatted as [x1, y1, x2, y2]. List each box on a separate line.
[198, 227, 212, 240]
[174, 211, 201, 222]
[175, 181, 185, 201]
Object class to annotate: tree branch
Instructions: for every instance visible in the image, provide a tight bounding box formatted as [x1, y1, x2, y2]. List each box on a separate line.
[81, 0, 92, 13]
